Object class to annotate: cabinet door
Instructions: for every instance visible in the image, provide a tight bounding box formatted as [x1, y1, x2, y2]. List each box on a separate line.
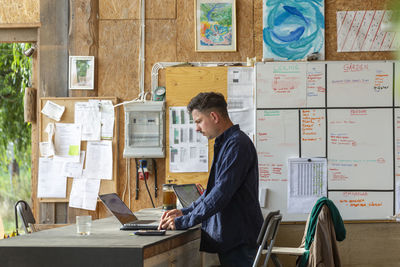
[144, 239, 201, 267]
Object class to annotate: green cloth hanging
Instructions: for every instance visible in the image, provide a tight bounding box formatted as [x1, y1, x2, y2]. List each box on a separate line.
[298, 197, 346, 267]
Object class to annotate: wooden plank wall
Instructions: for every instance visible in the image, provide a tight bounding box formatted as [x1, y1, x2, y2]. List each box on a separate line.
[0, 0, 39, 24]
[165, 67, 228, 186]
[57, 0, 397, 214]
[4, 0, 400, 265]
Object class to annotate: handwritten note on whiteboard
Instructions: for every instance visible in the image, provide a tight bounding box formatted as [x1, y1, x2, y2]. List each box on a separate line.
[327, 62, 392, 107]
[329, 191, 393, 220]
[306, 63, 325, 107]
[256, 63, 307, 108]
[328, 109, 393, 190]
[337, 10, 400, 52]
[301, 109, 326, 158]
[256, 110, 307, 221]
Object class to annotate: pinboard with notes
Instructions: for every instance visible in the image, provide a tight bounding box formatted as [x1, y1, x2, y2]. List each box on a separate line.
[38, 97, 119, 203]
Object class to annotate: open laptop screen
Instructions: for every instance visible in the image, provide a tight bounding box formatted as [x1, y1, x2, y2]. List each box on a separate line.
[99, 193, 138, 225]
[173, 184, 201, 208]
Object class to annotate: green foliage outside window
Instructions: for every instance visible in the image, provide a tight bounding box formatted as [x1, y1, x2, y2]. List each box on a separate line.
[0, 43, 32, 235]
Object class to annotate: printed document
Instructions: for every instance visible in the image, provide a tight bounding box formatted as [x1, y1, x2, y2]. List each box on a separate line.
[41, 100, 65, 121]
[75, 101, 101, 141]
[69, 178, 101, 211]
[227, 67, 255, 139]
[287, 158, 327, 213]
[83, 140, 113, 180]
[98, 100, 115, 140]
[54, 123, 82, 162]
[169, 106, 208, 172]
[37, 157, 67, 198]
[62, 151, 85, 178]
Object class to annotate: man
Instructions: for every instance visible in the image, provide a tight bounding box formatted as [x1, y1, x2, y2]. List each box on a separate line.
[159, 92, 263, 267]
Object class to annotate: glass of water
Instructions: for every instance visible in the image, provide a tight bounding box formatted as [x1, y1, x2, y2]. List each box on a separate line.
[76, 215, 92, 235]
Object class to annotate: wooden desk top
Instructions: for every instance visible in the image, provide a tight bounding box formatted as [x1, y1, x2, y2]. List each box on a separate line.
[0, 208, 201, 266]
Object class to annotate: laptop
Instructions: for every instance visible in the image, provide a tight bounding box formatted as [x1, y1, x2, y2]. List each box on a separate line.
[99, 193, 159, 230]
[172, 184, 202, 208]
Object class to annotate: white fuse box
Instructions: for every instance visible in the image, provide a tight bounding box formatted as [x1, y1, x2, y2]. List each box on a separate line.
[123, 101, 165, 158]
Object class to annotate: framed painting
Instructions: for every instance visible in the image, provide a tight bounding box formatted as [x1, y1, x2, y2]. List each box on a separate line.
[262, 0, 325, 60]
[195, 0, 236, 52]
[69, 56, 95, 90]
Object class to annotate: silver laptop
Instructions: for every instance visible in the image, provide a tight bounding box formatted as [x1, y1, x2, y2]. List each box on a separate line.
[172, 184, 201, 208]
[99, 193, 158, 230]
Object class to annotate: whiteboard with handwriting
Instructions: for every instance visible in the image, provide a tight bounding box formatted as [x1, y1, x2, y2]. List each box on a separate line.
[256, 61, 396, 221]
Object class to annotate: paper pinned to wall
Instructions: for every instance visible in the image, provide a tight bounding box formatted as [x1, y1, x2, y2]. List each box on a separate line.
[337, 10, 400, 52]
[37, 157, 67, 198]
[169, 106, 208, 173]
[54, 123, 82, 162]
[98, 100, 115, 140]
[41, 100, 65, 121]
[39, 123, 55, 157]
[62, 151, 85, 178]
[287, 158, 327, 214]
[75, 101, 101, 141]
[227, 67, 254, 139]
[69, 178, 101, 211]
[83, 140, 113, 180]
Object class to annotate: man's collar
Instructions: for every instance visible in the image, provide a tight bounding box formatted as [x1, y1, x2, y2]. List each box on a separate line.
[215, 124, 240, 145]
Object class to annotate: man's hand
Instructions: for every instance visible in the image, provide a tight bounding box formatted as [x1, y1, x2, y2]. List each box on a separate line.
[158, 209, 183, 230]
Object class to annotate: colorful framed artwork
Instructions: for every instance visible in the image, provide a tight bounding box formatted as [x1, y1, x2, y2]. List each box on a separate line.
[262, 0, 325, 60]
[195, 0, 236, 52]
[69, 56, 95, 90]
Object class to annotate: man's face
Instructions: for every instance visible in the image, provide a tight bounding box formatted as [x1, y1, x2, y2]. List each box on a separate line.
[192, 109, 218, 140]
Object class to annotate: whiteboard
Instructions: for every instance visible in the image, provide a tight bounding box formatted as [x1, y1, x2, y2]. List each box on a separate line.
[256, 62, 307, 108]
[329, 191, 393, 220]
[256, 110, 308, 221]
[327, 108, 393, 190]
[395, 61, 400, 106]
[255, 61, 396, 221]
[327, 62, 393, 107]
[256, 62, 326, 108]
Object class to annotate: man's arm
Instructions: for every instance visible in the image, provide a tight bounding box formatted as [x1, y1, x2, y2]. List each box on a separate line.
[174, 142, 252, 229]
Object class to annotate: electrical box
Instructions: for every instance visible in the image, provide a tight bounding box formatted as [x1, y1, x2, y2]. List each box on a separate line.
[123, 101, 165, 158]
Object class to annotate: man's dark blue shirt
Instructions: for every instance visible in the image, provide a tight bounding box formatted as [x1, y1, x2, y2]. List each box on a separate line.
[174, 125, 263, 253]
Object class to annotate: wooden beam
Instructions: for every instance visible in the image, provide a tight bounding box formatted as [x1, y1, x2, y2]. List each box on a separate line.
[39, 0, 69, 97]
[0, 28, 38, 42]
[0, 23, 41, 28]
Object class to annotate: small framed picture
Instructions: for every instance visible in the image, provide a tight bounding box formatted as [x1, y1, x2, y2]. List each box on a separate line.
[69, 56, 95, 90]
[194, 0, 236, 52]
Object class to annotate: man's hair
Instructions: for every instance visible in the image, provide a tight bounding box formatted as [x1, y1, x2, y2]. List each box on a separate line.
[187, 92, 229, 118]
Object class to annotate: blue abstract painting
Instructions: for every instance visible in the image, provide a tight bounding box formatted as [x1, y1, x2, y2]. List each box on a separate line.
[263, 0, 325, 60]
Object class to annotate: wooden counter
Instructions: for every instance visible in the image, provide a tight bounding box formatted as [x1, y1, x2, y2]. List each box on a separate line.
[0, 209, 201, 267]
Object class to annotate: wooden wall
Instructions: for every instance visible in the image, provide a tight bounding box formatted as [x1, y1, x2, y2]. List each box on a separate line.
[83, 0, 395, 213]
[0, 0, 39, 24]
[2, 0, 400, 265]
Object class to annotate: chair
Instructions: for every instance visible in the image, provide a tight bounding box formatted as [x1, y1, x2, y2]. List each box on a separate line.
[14, 200, 35, 235]
[253, 211, 282, 267]
[271, 199, 345, 267]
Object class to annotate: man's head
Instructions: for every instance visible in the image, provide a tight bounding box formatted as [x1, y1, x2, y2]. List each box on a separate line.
[187, 92, 232, 139]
